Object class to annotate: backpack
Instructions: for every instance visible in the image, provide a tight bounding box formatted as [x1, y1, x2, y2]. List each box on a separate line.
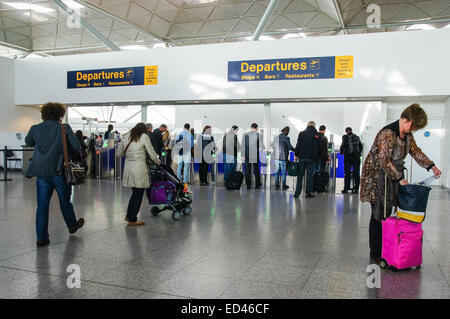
[175, 134, 185, 155]
[347, 134, 361, 155]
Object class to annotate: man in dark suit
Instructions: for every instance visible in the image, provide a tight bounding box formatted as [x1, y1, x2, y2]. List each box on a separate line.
[25, 102, 85, 247]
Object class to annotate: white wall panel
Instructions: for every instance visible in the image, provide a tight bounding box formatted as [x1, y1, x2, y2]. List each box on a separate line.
[13, 29, 450, 105]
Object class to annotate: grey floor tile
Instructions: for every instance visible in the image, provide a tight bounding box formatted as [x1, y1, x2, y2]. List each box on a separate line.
[243, 262, 313, 287]
[89, 263, 182, 291]
[220, 280, 302, 299]
[299, 269, 376, 299]
[152, 272, 233, 299]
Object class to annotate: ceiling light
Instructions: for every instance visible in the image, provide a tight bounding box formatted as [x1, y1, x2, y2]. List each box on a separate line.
[153, 43, 166, 48]
[4, 2, 55, 13]
[444, 23, 450, 29]
[119, 45, 149, 51]
[245, 35, 275, 41]
[62, 0, 85, 9]
[406, 24, 436, 31]
[282, 33, 307, 39]
[24, 12, 48, 22]
[194, 0, 217, 3]
[25, 53, 44, 59]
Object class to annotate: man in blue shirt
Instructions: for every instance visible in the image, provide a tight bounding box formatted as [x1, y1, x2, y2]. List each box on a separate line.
[175, 123, 194, 183]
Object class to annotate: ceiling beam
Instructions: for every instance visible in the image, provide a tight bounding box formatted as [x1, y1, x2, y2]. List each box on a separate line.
[332, 0, 346, 34]
[0, 40, 30, 53]
[73, 0, 171, 46]
[51, 0, 120, 51]
[252, 0, 279, 40]
[173, 16, 450, 42]
[32, 40, 161, 54]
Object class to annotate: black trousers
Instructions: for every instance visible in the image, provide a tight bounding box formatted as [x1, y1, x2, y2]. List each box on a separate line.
[199, 160, 210, 183]
[369, 204, 382, 258]
[126, 188, 145, 222]
[244, 162, 261, 188]
[344, 156, 361, 190]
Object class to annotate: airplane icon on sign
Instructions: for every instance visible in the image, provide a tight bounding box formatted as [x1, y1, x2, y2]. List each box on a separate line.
[309, 59, 320, 70]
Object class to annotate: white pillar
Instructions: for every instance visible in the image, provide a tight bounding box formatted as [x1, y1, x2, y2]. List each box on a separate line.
[141, 105, 148, 123]
[263, 102, 271, 189]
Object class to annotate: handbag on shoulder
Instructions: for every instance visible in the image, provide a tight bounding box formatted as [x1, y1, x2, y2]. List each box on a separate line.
[61, 124, 85, 185]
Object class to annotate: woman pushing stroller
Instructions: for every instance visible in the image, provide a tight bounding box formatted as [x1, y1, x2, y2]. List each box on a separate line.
[118, 122, 161, 226]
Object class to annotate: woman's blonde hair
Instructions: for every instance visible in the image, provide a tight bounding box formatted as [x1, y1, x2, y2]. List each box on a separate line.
[401, 103, 428, 131]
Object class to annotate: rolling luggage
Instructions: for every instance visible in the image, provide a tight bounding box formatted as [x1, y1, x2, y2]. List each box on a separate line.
[379, 173, 427, 270]
[225, 165, 244, 190]
[380, 217, 423, 270]
[313, 171, 329, 193]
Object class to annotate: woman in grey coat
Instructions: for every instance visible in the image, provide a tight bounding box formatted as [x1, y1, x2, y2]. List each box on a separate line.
[118, 122, 160, 226]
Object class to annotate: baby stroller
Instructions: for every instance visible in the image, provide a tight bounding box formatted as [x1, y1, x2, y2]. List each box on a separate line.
[147, 164, 192, 221]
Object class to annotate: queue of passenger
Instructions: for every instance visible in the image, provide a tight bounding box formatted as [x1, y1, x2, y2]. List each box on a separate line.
[24, 102, 442, 263]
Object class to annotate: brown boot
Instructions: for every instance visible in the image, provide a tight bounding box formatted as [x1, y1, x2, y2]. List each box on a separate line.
[128, 221, 145, 226]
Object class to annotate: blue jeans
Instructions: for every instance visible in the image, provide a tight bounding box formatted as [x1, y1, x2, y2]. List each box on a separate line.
[224, 154, 237, 182]
[36, 176, 78, 240]
[275, 160, 287, 186]
[177, 153, 191, 183]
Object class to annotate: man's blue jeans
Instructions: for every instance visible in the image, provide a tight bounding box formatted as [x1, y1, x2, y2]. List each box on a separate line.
[224, 154, 237, 182]
[275, 160, 287, 186]
[36, 176, 78, 240]
[177, 153, 191, 183]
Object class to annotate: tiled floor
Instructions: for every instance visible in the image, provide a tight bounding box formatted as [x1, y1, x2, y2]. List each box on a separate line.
[1, 173, 450, 299]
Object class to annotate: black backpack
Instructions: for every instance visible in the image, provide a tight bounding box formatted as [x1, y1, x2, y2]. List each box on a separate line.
[347, 134, 361, 155]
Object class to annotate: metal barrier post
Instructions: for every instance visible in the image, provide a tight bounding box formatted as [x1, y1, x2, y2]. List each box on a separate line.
[1, 146, 12, 182]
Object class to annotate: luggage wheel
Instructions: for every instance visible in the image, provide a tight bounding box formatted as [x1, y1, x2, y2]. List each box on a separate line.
[172, 211, 182, 221]
[182, 206, 192, 216]
[151, 207, 160, 216]
[379, 259, 388, 269]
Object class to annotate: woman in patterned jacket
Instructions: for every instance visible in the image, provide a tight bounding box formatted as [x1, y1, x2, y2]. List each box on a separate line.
[360, 103, 441, 261]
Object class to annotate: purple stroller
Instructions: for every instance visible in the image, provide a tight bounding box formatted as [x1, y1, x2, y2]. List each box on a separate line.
[146, 165, 192, 221]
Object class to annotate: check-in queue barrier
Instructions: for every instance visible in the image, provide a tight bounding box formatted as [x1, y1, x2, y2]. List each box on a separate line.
[0, 146, 34, 182]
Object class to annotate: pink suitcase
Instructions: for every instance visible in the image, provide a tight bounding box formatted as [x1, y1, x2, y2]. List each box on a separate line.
[380, 217, 423, 270]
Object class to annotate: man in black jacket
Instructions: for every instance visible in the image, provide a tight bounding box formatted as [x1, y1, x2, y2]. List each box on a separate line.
[150, 124, 167, 157]
[223, 125, 240, 183]
[25, 102, 85, 247]
[340, 127, 363, 194]
[294, 121, 321, 198]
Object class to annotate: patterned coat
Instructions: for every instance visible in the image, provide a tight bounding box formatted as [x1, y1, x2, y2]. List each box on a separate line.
[360, 120, 434, 204]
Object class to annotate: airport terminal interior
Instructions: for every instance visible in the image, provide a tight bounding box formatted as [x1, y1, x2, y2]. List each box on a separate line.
[1, 0, 450, 300]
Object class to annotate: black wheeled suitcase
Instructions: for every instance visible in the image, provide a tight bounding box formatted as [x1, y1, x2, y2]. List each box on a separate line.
[313, 171, 329, 193]
[225, 167, 244, 190]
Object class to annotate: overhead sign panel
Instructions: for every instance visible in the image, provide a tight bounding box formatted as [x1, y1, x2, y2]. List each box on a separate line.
[67, 66, 158, 89]
[228, 56, 353, 82]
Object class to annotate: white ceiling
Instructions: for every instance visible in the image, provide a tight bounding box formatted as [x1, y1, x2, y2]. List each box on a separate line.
[0, 0, 449, 57]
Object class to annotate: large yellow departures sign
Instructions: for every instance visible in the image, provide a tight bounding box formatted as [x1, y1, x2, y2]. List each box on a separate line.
[67, 65, 158, 89]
